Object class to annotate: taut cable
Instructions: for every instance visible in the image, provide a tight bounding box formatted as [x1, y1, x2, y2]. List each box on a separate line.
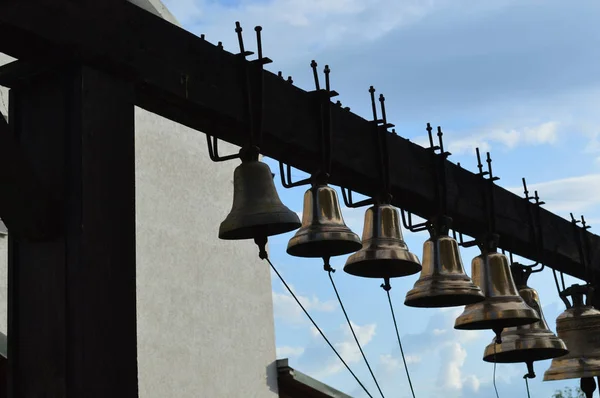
[327, 266, 386, 398]
[265, 256, 374, 398]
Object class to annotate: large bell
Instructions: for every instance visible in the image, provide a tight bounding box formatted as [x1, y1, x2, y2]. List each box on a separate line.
[287, 184, 362, 258]
[404, 216, 484, 307]
[544, 284, 600, 381]
[454, 240, 539, 338]
[219, 160, 301, 240]
[483, 265, 568, 369]
[343, 204, 421, 278]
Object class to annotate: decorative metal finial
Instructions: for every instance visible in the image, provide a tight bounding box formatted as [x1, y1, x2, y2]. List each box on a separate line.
[311, 60, 320, 90]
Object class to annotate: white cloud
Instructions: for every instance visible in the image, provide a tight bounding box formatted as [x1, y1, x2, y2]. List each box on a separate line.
[463, 374, 481, 393]
[438, 342, 468, 390]
[163, 0, 454, 66]
[425, 121, 559, 155]
[272, 285, 336, 325]
[315, 321, 377, 378]
[380, 353, 421, 372]
[507, 173, 600, 215]
[276, 345, 306, 358]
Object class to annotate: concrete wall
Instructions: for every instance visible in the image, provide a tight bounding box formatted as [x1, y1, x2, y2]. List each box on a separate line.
[0, 1, 280, 394]
[135, 109, 279, 397]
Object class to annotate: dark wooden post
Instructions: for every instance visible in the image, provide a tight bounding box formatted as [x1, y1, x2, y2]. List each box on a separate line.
[7, 64, 138, 397]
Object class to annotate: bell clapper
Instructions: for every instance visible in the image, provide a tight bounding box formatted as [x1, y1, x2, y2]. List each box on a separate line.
[254, 236, 269, 260]
[580, 377, 596, 398]
[381, 277, 392, 292]
[524, 361, 536, 379]
[493, 327, 503, 345]
[323, 256, 335, 273]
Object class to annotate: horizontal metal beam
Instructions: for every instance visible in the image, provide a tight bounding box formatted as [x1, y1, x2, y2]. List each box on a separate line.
[0, 0, 596, 279]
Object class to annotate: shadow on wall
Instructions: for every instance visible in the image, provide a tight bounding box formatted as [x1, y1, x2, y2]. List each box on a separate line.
[266, 360, 279, 394]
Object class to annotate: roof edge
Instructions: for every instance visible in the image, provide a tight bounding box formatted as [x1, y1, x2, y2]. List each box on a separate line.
[127, 0, 180, 27]
[277, 359, 354, 398]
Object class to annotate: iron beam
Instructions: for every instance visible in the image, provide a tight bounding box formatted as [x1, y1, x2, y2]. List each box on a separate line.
[0, 106, 62, 240]
[7, 64, 138, 397]
[0, 0, 596, 280]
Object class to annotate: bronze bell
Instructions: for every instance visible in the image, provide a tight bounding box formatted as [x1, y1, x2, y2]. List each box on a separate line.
[483, 265, 568, 372]
[454, 239, 539, 339]
[544, 284, 600, 381]
[219, 160, 301, 240]
[404, 216, 484, 308]
[343, 204, 421, 278]
[287, 184, 362, 258]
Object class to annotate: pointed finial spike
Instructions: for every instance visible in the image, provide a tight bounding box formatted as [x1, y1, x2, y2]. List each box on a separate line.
[378, 93, 387, 124]
[235, 22, 245, 54]
[369, 87, 378, 121]
[255, 26, 263, 59]
[437, 126, 445, 153]
[310, 60, 320, 90]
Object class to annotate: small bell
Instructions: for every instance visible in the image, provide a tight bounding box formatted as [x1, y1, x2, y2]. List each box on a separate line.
[287, 184, 362, 258]
[544, 284, 600, 381]
[483, 265, 568, 369]
[219, 160, 301, 240]
[404, 216, 484, 308]
[454, 236, 539, 340]
[343, 204, 421, 279]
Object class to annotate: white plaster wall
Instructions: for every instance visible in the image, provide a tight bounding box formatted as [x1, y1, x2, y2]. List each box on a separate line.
[134, 109, 279, 398]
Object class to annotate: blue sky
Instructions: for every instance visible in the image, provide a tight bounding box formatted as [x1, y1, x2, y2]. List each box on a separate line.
[164, 0, 600, 396]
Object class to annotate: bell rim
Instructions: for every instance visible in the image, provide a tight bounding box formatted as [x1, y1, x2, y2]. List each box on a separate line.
[454, 306, 540, 331]
[219, 219, 302, 240]
[343, 259, 422, 279]
[483, 340, 569, 363]
[404, 289, 485, 308]
[543, 363, 600, 381]
[286, 232, 362, 258]
[343, 249, 422, 278]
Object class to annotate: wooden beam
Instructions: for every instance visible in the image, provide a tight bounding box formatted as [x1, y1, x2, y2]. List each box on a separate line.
[0, 0, 596, 280]
[0, 105, 62, 240]
[7, 64, 138, 397]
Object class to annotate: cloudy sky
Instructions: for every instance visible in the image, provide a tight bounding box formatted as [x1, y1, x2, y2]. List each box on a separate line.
[171, 0, 597, 396]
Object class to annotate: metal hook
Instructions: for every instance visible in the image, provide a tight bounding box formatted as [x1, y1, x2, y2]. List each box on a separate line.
[278, 162, 312, 189]
[279, 61, 338, 189]
[571, 213, 593, 284]
[206, 23, 272, 163]
[518, 178, 544, 271]
[530, 190, 546, 274]
[401, 209, 429, 233]
[452, 229, 478, 248]
[206, 135, 241, 162]
[341, 86, 393, 208]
